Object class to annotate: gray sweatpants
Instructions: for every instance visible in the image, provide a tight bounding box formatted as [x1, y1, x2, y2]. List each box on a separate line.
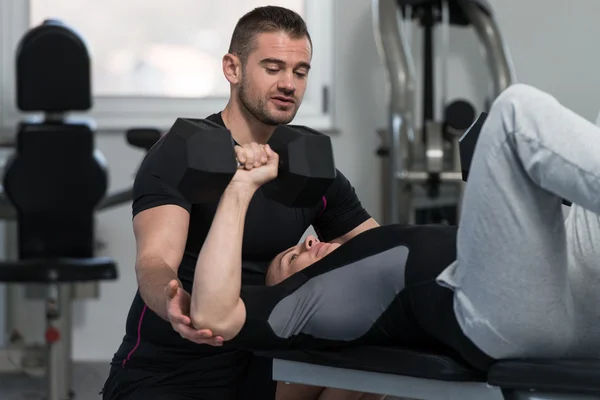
[437, 83, 600, 360]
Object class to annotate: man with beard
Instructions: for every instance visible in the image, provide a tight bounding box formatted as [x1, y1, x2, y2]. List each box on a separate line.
[101, 6, 380, 400]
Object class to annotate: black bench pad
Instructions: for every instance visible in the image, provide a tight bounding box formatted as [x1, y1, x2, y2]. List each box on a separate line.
[267, 346, 600, 394]
[263, 346, 486, 383]
[489, 359, 600, 395]
[0, 256, 117, 283]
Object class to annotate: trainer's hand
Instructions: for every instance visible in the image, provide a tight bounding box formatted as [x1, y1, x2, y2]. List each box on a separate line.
[231, 144, 279, 189]
[164, 280, 224, 346]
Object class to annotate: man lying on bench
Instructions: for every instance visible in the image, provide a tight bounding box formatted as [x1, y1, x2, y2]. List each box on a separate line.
[184, 83, 600, 400]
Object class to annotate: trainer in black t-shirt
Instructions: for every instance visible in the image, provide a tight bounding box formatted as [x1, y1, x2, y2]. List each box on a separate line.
[110, 112, 371, 369]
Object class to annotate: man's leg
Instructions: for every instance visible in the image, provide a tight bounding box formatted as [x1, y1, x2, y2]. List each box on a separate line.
[317, 390, 385, 400]
[441, 83, 600, 360]
[275, 382, 325, 399]
[102, 352, 249, 400]
[239, 355, 278, 399]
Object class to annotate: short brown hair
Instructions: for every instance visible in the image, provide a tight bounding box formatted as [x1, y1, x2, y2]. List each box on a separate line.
[228, 6, 312, 63]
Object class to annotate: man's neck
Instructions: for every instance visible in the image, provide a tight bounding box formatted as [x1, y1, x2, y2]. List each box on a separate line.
[221, 101, 276, 145]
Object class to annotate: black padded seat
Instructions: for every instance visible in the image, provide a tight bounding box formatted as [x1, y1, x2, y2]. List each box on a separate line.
[396, 0, 492, 25]
[488, 359, 600, 395]
[0, 257, 117, 283]
[268, 346, 600, 395]
[263, 346, 486, 382]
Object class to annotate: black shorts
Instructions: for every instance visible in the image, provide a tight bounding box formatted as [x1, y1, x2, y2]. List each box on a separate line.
[101, 350, 276, 400]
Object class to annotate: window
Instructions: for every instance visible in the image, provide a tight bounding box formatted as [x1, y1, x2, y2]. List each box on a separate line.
[0, 0, 334, 131]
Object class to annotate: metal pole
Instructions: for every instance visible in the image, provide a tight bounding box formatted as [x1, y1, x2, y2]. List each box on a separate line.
[46, 283, 73, 400]
[459, 0, 517, 99]
[372, 0, 417, 224]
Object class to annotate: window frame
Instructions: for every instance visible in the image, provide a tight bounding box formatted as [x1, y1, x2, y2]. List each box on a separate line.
[0, 0, 335, 132]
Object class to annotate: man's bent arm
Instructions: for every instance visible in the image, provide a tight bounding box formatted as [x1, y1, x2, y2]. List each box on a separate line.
[189, 183, 252, 339]
[134, 205, 190, 320]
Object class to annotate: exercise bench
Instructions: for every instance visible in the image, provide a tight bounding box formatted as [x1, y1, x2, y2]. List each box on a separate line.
[267, 346, 600, 400]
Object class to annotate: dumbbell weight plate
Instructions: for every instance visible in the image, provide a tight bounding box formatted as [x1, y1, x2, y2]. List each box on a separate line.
[263, 124, 337, 207]
[153, 118, 238, 204]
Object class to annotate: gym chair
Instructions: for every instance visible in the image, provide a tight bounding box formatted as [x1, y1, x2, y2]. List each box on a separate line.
[0, 20, 118, 400]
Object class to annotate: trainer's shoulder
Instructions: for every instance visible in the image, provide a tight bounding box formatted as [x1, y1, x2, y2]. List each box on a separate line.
[204, 112, 225, 127]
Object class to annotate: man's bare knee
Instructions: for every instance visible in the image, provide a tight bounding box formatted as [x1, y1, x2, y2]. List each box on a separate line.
[358, 394, 386, 400]
[276, 382, 325, 400]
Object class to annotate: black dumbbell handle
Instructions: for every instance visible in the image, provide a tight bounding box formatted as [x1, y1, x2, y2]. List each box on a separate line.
[199, 117, 288, 170]
[235, 158, 284, 169]
[233, 143, 286, 170]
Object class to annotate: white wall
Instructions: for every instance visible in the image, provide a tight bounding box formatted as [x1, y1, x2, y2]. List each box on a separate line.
[6, 0, 600, 361]
[492, 0, 600, 120]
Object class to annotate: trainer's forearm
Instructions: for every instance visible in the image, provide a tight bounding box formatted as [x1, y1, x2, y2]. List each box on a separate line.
[136, 258, 180, 321]
[190, 183, 255, 330]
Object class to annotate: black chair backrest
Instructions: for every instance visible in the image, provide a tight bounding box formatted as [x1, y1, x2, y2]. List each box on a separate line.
[5, 19, 107, 260]
[4, 123, 107, 259]
[17, 19, 91, 112]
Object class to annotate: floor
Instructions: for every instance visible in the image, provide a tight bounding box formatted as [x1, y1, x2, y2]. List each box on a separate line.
[0, 362, 110, 400]
[0, 362, 408, 400]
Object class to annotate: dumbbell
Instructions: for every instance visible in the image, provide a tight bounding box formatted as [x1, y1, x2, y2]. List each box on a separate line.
[151, 118, 337, 207]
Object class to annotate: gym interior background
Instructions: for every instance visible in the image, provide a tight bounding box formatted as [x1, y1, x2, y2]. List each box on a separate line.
[1, 0, 600, 398]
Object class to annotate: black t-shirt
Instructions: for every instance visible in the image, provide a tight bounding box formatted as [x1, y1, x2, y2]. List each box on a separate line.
[111, 113, 372, 368]
[229, 224, 459, 352]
